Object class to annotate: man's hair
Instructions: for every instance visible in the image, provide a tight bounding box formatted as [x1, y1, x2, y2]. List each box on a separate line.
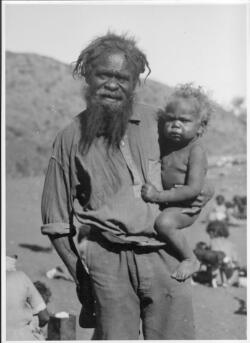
[206, 220, 229, 238]
[158, 83, 213, 135]
[72, 32, 151, 83]
[34, 281, 52, 304]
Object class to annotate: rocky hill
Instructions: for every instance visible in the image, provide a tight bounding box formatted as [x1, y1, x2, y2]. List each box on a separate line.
[5, 51, 246, 177]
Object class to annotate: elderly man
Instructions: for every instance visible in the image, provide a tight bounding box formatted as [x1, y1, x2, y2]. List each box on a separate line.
[41, 33, 212, 339]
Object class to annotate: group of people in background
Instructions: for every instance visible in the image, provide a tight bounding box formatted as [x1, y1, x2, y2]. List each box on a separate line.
[208, 193, 247, 223]
[192, 193, 247, 288]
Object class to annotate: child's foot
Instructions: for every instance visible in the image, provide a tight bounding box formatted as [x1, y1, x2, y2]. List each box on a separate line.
[171, 258, 200, 282]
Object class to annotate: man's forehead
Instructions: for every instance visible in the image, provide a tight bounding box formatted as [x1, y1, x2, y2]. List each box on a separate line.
[93, 50, 134, 72]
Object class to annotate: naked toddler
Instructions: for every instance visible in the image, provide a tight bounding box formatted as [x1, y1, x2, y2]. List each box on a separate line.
[141, 84, 213, 281]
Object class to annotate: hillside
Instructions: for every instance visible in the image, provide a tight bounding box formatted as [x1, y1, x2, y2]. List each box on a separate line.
[5, 51, 246, 177]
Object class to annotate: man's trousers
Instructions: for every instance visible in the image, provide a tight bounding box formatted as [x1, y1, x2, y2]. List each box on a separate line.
[80, 233, 195, 340]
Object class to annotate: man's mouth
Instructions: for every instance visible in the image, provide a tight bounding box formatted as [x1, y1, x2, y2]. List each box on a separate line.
[99, 93, 123, 102]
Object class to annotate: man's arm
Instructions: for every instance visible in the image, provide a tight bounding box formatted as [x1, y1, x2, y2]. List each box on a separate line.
[41, 132, 82, 285]
[48, 235, 79, 284]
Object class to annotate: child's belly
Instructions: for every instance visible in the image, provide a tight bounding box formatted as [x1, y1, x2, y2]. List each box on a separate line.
[161, 149, 189, 190]
[161, 165, 187, 190]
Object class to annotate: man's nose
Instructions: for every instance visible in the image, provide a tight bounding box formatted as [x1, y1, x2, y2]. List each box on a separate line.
[105, 78, 119, 91]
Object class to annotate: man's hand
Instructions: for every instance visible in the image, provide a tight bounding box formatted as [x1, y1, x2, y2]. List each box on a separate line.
[141, 182, 160, 203]
[181, 180, 214, 214]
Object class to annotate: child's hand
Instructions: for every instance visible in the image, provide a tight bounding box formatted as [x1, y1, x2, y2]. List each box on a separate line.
[141, 183, 159, 203]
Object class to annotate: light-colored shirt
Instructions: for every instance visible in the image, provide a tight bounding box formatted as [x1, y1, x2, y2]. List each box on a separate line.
[209, 203, 227, 221]
[41, 102, 164, 246]
[6, 271, 46, 341]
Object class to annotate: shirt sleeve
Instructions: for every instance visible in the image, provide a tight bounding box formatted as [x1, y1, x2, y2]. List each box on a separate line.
[41, 129, 74, 236]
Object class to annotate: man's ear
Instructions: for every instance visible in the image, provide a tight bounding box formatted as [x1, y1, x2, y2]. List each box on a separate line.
[132, 75, 140, 89]
[85, 74, 91, 85]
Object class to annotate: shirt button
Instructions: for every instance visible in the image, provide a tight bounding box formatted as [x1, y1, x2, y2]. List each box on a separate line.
[121, 140, 125, 147]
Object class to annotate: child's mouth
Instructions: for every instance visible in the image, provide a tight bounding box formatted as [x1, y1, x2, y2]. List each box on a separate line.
[169, 132, 182, 139]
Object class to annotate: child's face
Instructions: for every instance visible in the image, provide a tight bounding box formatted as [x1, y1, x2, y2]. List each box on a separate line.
[163, 98, 203, 144]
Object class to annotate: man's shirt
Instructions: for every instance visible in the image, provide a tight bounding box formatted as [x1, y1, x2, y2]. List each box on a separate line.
[41, 102, 164, 246]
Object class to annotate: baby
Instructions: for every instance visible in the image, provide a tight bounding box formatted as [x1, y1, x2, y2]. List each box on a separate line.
[141, 84, 213, 281]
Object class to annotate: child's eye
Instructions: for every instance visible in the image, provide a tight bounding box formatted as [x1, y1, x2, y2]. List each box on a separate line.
[165, 113, 174, 121]
[181, 117, 192, 122]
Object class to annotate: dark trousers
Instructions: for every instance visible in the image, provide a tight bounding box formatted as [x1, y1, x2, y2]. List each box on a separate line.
[80, 234, 195, 340]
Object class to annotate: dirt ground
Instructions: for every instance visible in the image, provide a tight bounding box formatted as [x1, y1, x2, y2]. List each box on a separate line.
[5, 163, 247, 340]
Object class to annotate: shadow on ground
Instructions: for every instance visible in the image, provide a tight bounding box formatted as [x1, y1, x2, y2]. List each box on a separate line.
[234, 297, 247, 315]
[19, 243, 52, 253]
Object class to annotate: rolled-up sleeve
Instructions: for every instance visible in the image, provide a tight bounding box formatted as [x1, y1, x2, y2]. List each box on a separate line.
[41, 130, 74, 236]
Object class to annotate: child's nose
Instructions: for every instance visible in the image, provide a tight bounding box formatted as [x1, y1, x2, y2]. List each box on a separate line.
[172, 120, 181, 128]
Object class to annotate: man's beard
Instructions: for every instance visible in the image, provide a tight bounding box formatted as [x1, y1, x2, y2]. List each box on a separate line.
[79, 87, 134, 154]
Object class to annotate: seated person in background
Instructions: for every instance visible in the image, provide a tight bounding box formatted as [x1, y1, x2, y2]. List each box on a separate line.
[233, 195, 247, 219]
[141, 84, 213, 281]
[31, 281, 52, 340]
[6, 256, 50, 341]
[208, 194, 228, 222]
[206, 220, 239, 286]
[193, 241, 226, 288]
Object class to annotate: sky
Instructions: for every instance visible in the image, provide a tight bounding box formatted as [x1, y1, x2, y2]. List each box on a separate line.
[3, 1, 248, 107]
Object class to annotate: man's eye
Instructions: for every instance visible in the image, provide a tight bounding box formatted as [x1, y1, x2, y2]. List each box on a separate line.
[118, 76, 129, 83]
[98, 74, 106, 80]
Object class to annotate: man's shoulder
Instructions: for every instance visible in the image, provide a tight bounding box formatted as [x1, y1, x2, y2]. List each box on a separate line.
[59, 110, 85, 136]
[134, 101, 161, 116]
[133, 102, 161, 125]
[54, 110, 86, 147]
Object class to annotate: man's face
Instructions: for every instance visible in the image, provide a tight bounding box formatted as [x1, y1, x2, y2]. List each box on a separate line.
[87, 51, 136, 111]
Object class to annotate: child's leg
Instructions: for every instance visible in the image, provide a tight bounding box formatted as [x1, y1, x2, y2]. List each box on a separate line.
[155, 207, 200, 281]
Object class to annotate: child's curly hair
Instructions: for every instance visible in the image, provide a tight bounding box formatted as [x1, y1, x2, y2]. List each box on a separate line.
[158, 83, 214, 137]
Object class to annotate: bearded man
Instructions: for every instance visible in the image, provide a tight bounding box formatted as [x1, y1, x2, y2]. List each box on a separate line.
[41, 33, 213, 340]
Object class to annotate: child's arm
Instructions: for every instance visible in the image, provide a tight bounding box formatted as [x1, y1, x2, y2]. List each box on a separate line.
[141, 145, 207, 204]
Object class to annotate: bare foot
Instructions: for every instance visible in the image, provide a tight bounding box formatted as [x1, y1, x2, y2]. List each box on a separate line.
[171, 258, 200, 282]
